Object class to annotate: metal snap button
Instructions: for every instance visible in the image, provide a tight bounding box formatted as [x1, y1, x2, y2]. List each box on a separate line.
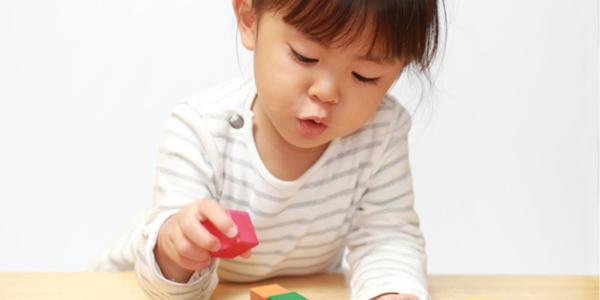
[228, 114, 244, 129]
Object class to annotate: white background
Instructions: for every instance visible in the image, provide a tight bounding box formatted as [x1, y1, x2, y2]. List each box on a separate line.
[0, 1, 597, 274]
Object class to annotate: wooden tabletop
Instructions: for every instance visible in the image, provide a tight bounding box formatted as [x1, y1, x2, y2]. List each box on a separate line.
[0, 272, 597, 300]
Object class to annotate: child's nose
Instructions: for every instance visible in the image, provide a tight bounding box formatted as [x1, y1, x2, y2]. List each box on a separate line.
[307, 76, 340, 105]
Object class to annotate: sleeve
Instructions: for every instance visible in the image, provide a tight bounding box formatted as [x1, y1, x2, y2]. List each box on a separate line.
[345, 108, 429, 300]
[134, 103, 222, 300]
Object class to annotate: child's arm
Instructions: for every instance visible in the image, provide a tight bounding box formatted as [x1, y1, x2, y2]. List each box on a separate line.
[346, 108, 429, 300]
[134, 103, 225, 300]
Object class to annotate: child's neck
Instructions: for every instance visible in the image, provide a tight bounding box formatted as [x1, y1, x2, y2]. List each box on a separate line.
[252, 98, 328, 181]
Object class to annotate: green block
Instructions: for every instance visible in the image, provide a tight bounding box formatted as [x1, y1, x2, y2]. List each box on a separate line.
[267, 291, 308, 300]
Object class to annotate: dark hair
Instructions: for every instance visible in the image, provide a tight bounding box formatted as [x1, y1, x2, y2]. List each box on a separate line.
[252, 0, 446, 74]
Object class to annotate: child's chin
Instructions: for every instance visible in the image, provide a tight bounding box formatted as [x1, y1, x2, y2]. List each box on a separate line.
[288, 135, 331, 150]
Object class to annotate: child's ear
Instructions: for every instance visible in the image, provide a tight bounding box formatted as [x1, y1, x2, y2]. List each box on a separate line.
[232, 0, 258, 51]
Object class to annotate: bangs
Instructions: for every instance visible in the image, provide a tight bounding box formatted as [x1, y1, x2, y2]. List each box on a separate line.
[253, 0, 441, 70]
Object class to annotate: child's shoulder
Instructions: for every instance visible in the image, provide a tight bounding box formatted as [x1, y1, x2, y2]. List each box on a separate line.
[334, 95, 411, 167]
[178, 76, 254, 115]
[347, 94, 411, 140]
[377, 94, 411, 125]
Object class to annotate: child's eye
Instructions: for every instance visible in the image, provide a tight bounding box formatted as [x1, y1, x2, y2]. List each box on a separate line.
[352, 72, 379, 85]
[289, 47, 318, 65]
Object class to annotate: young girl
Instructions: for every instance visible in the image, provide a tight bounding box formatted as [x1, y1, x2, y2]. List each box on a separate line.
[97, 0, 443, 299]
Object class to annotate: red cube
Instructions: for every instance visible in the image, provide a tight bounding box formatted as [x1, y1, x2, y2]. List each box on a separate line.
[201, 209, 259, 258]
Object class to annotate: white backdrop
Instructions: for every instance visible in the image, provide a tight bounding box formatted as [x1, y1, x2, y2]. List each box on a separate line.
[0, 1, 597, 274]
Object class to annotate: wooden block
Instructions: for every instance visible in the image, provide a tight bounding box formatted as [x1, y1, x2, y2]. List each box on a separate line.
[201, 209, 259, 258]
[268, 291, 308, 300]
[250, 284, 290, 300]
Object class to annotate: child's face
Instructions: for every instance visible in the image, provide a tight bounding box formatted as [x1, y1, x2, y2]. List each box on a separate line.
[242, 11, 405, 150]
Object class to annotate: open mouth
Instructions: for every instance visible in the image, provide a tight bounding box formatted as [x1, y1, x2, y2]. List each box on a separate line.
[297, 118, 328, 138]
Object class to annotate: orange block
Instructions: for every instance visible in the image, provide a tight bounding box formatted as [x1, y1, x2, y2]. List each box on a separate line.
[250, 284, 290, 300]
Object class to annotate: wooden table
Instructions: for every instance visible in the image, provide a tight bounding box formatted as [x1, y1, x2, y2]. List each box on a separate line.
[0, 272, 597, 300]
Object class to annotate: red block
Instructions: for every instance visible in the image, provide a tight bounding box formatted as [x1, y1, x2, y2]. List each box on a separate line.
[201, 209, 259, 258]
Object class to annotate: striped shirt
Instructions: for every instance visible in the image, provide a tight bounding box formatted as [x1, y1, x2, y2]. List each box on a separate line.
[127, 77, 427, 299]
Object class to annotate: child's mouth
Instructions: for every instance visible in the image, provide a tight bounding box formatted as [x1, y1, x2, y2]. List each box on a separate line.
[297, 118, 328, 138]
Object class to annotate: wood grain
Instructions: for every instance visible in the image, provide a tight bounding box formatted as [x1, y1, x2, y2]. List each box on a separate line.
[0, 272, 596, 300]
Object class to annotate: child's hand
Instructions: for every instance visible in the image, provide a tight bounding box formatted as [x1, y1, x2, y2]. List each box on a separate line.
[373, 293, 419, 300]
[154, 199, 249, 282]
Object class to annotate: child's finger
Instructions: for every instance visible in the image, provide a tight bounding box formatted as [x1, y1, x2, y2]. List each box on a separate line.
[174, 226, 214, 261]
[172, 246, 211, 271]
[164, 226, 211, 270]
[196, 199, 238, 238]
[179, 210, 221, 252]
[239, 250, 252, 258]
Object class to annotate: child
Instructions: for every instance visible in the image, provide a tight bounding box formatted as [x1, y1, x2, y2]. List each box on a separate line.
[97, 0, 444, 299]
